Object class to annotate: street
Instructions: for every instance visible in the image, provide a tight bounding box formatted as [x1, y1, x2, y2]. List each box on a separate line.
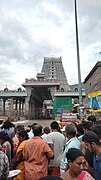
[13, 119, 52, 128]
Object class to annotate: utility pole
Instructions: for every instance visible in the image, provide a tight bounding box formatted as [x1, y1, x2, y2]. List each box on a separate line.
[74, 0, 82, 117]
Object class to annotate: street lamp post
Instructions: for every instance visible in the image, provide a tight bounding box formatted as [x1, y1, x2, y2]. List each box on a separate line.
[74, 0, 82, 117]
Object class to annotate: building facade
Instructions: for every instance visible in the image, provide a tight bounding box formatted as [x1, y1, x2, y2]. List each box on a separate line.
[84, 61, 101, 95]
[84, 61, 101, 120]
[0, 57, 86, 119]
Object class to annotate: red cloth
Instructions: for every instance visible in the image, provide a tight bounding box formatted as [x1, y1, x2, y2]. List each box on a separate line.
[51, 167, 60, 176]
[78, 170, 85, 180]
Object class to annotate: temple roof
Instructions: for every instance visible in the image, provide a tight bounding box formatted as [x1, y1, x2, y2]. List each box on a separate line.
[22, 82, 60, 87]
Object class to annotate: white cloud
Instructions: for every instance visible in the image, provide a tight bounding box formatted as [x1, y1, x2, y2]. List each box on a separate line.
[0, 0, 101, 90]
[43, 2, 62, 17]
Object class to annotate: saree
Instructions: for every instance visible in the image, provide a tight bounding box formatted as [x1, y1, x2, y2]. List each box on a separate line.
[14, 140, 27, 180]
[0, 141, 11, 164]
[61, 170, 94, 180]
[78, 170, 94, 180]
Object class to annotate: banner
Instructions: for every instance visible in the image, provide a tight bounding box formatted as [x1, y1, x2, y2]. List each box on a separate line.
[88, 91, 101, 112]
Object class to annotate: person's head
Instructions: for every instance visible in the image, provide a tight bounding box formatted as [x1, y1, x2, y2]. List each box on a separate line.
[77, 124, 84, 137]
[65, 123, 77, 138]
[15, 124, 24, 134]
[82, 131, 101, 152]
[17, 129, 29, 143]
[1, 119, 15, 129]
[0, 131, 14, 158]
[50, 121, 59, 131]
[32, 123, 38, 129]
[0, 131, 10, 143]
[39, 176, 62, 180]
[66, 148, 85, 177]
[87, 115, 96, 123]
[32, 124, 42, 136]
[43, 126, 50, 134]
[82, 121, 93, 134]
[90, 124, 101, 140]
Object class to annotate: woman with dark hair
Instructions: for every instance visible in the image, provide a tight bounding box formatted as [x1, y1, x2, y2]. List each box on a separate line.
[61, 148, 94, 180]
[13, 124, 24, 157]
[0, 131, 13, 164]
[13, 129, 29, 180]
[1, 118, 15, 139]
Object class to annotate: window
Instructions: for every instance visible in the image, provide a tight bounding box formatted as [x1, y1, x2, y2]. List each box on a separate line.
[74, 88, 78, 92]
[61, 88, 64, 92]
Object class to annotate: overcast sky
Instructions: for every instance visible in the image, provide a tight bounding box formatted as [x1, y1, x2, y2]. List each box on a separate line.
[0, 0, 101, 90]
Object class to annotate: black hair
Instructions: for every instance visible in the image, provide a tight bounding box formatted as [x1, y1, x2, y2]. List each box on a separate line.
[43, 126, 50, 134]
[1, 119, 15, 129]
[0, 131, 14, 158]
[66, 148, 83, 162]
[82, 121, 93, 130]
[72, 122, 78, 129]
[58, 125, 62, 133]
[51, 121, 59, 130]
[32, 125, 42, 136]
[15, 125, 24, 133]
[17, 129, 29, 140]
[32, 123, 38, 129]
[87, 115, 96, 123]
[77, 124, 84, 136]
[82, 131, 101, 145]
[39, 176, 62, 180]
[90, 124, 101, 139]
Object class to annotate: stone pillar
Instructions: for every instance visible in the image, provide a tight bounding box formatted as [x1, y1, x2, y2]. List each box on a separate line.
[42, 103, 46, 117]
[3, 99, 6, 115]
[19, 99, 21, 116]
[31, 97, 35, 119]
[22, 100, 24, 116]
[15, 99, 18, 111]
[24, 87, 32, 119]
[54, 86, 57, 92]
[14, 99, 18, 118]
[11, 99, 14, 116]
[50, 87, 54, 101]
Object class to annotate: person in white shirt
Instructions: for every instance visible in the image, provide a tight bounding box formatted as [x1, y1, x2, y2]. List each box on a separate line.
[28, 123, 37, 138]
[60, 123, 80, 175]
[41, 126, 50, 141]
[47, 121, 65, 176]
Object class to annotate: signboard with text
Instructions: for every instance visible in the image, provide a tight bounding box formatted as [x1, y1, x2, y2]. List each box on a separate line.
[61, 113, 78, 122]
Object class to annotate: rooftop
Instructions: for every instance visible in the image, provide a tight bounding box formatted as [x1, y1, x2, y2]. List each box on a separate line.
[22, 81, 60, 87]
[84, 61, 101, 83]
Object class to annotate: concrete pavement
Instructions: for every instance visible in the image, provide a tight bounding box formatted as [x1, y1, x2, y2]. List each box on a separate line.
[13, 119, 52, 128]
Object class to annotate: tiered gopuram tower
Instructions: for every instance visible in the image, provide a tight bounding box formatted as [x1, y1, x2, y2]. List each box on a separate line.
[40, 56, 70, 92]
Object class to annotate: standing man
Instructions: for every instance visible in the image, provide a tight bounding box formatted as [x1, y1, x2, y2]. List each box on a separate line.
[60, 123, 80, 175]
[23, 124, 53, 180]
[82, 131, 101, 180]
[41, 126, 50, 141]
[47, 121, 65, 176]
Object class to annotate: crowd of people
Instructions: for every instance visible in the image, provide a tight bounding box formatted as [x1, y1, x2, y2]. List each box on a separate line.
[0, 115, 101, 180]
